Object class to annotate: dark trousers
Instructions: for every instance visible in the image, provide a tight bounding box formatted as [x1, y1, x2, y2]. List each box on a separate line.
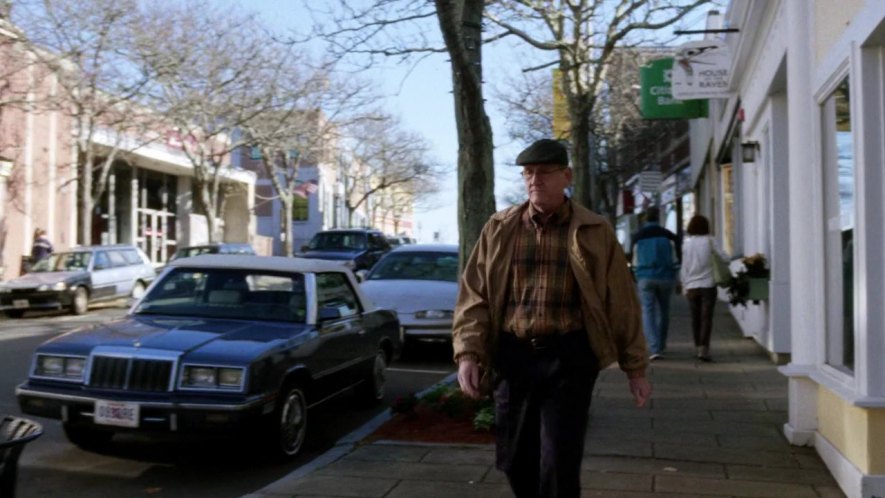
[494, 330, 600, 498]
[686, 287, 718, 348]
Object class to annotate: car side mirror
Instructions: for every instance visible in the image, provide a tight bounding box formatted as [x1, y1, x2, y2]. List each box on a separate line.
[317, 306, 342, 323]
[355, 270, 368, 282]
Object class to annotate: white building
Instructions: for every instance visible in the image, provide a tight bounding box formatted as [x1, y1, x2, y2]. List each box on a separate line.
[688, 2, 885, 496]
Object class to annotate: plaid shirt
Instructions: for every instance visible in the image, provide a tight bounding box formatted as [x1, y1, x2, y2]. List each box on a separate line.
[503, 201, 584, 337]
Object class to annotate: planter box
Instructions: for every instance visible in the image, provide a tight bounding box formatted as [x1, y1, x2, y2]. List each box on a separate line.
[747, 278, 769, 301]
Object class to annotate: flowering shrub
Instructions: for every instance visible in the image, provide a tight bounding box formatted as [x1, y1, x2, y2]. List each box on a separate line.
[396, 384, 494, 432]
[726, 253, 770, 307]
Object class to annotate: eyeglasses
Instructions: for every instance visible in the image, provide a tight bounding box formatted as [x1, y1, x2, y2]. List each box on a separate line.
[520, 167, 566, 179]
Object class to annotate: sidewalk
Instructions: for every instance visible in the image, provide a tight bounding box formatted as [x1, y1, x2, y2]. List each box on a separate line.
[245, 298, 844, 498]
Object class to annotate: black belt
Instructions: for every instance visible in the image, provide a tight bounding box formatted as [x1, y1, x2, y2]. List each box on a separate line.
[504, 330, 584, 351]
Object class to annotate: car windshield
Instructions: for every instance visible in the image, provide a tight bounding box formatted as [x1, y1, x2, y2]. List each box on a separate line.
[367, 252, 459, 282]
[134, 268, 307, 323]
[173, 246, 214, 260]
[31, 252, 91, 272]
[308, 232, 367, 251]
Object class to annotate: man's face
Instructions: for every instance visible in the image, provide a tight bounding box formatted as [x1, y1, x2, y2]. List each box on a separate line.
[521, 164, 572, 213]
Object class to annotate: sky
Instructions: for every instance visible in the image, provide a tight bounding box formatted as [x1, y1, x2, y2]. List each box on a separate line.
[240, 1, 720, 244]
[238, 0, 536, 244]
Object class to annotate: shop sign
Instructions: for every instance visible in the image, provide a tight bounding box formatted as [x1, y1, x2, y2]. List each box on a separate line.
[671, 40, 732, 100]
[638, 170, 663, 193]
[640, 58, 708, 120]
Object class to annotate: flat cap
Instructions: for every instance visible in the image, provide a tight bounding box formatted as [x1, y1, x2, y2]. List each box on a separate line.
[515, 139, 569, 166]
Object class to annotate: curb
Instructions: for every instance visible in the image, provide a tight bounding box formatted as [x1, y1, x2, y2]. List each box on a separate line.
[245, 371, 459, 497]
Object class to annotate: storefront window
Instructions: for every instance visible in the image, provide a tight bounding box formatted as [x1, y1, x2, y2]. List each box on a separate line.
[292, 196, 308, 221]
[823, 77, 854, 372]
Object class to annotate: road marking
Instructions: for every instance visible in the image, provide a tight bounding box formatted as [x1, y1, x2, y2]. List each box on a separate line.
[387, 367, 453, 375]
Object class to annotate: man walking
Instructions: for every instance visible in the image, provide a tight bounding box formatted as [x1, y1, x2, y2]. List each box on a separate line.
[631, 206, 680, 360]
[453, 138, 651, 498]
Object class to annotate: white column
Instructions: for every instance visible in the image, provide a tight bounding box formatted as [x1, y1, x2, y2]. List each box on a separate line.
[781, 0, 821, 445]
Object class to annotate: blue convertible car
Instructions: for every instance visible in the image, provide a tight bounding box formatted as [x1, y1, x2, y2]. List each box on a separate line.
[16, 255, 401, 458]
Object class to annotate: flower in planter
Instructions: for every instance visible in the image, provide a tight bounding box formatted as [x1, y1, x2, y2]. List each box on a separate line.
[726, 253, 771, 307]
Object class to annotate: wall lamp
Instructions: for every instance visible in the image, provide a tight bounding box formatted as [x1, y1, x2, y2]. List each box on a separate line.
[741, 141, 760, 163]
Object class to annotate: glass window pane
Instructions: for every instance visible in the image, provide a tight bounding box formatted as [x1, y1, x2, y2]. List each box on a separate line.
[824, 77, 854, 371]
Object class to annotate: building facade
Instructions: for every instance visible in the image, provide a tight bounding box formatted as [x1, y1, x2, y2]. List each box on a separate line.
[688, 2, 885, 496]
[1, 19, 257, 277]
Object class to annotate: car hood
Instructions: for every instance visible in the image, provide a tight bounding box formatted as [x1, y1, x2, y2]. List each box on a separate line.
[360, 280, 457, 313]
[299, 250, 362, 260]
[2, 271, 85, 288]
[38, 316, 314, 364]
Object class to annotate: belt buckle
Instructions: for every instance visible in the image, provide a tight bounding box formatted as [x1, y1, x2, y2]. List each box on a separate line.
[529, 336, 549, 350]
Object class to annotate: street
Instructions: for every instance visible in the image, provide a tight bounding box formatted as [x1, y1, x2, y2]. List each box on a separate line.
[1, 305, 456, 498]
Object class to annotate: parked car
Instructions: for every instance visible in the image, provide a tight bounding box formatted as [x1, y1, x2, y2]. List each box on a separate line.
[15, 254, 400, 459]
[386, 235, 416, 247]
[170, 242, 256, 261]
[298, 228, 391, 272]
[359, 244, 459, 348]
[0, 245, 156, 317]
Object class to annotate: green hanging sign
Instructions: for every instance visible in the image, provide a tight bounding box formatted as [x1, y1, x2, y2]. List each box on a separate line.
[640, 58, 708, 120]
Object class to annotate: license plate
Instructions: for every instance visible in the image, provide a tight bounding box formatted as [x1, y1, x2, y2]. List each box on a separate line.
[12, 299, 28, 309]
[94, 400, 140, 428]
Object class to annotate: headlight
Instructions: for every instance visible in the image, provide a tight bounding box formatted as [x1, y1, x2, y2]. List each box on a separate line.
[218, 368, 243, 387]
[342, 260, 356, 269]
[37, 284, 48, 291]
[0, 286, 10, 293]
[180, 365, 245, 390]
[53, 282, 68, 291]
[34, 354, 86, 381]
[415, 310, 454, 319]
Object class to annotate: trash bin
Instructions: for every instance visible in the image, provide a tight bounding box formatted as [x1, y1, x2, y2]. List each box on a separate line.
[0, 416, 43, 498]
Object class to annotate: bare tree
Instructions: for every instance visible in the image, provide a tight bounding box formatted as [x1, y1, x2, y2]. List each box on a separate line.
[12, 0, 158, 244]
[338, 113, 439, 228]
[484, 0, 708, 211]
[131, 1, 288, 243]
[312, 0, 495, 264]
[496, 46, 690, 220]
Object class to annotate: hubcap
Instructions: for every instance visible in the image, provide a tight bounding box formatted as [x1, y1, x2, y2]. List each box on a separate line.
[279, 389, 306, 455]
[372, 352, 387, 399]
[131, 282, 145, 299]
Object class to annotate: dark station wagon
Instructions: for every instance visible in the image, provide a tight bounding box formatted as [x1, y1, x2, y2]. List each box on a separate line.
[16, 255, 401, 458]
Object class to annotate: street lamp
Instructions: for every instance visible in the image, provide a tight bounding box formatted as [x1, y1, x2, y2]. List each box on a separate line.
[741, 141, 759, 163]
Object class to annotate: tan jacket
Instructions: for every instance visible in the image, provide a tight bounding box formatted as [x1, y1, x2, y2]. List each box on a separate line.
[452, 200, 648, 378]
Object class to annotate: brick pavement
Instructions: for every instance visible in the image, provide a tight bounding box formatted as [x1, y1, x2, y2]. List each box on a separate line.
[245, 298, 844, 498]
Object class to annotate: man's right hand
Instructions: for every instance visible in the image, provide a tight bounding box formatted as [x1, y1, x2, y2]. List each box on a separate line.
[457, 358, 482, 399]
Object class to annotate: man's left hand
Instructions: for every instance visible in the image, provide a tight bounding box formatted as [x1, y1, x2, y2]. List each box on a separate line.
[628, 377, 652, 408]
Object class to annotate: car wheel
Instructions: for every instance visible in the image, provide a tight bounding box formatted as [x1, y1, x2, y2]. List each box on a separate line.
[71, 287, 89, 315]
[63, 423, 113, 451]
[5, 310, 24, 319]
[357, 349, 387, 404]
[131, 281, 146, 299]
[267, 384, 308, 459]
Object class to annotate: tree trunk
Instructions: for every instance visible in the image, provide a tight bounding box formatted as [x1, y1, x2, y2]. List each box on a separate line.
[435, 0, 496, 268]
[281, 196, 294, 256]
[76, 148, 93, 245]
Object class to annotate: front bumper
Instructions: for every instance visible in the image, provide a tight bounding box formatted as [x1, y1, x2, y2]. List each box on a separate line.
[400, 316, 453, 340]
[0, 290, 71, 311]
[16, 383, 274, 433]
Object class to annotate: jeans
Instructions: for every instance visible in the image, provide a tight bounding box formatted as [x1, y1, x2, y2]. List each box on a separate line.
[637, 278, 675, 355]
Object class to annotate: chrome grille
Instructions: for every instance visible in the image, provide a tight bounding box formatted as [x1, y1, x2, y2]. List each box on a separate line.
[89, 356, 173, 392]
